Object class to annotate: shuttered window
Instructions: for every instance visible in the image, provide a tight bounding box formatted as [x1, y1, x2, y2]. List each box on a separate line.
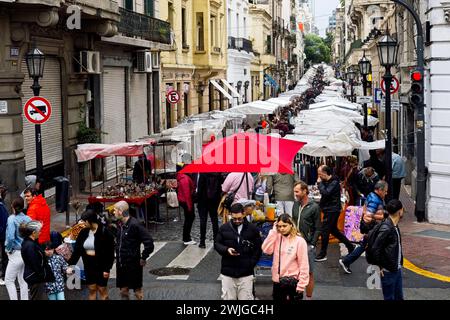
[103, 67, 126, 180]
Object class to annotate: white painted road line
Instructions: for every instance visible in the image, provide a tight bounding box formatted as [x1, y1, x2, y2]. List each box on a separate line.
[165, 243, 213, 269]
[110, 242, 167, 279]
[146, 241, 167, 260]
[156, 242, 213, 280]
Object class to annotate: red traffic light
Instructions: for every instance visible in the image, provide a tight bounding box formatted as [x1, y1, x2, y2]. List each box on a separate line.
[411, 71, 423, 82]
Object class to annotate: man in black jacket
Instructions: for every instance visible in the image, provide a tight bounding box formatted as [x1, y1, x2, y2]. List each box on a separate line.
[113, 201, 154, 300]
[214, 203, 262, 300]
[197, 173, 223, 248]
[292, 181, 321, 299]
[315, 165, 355, 262]
[373, 199, 404, 300]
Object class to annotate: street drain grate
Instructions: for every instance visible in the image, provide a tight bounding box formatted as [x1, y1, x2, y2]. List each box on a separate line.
[149, 267, 191, 276]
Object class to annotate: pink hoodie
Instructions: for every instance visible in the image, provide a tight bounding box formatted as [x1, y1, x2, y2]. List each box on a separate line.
[262, 224, 310, 292]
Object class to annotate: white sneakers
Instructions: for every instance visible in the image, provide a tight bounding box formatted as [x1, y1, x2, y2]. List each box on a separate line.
[183, 240, 197, 245]
[0, 278, 5, 286]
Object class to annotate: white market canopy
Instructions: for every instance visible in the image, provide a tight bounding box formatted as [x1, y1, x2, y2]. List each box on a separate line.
[266, 97, 291, 107]
[293, 112, 360, 137]
[309, 99, 363, 112]
[227, 101, 280, 115]
[305, 106, 379, 127]
[286, 133, 385, 157]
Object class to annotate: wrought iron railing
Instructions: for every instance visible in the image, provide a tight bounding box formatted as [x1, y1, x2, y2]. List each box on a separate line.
[228, 36, 253, 53]
[118, 8, 172, 44]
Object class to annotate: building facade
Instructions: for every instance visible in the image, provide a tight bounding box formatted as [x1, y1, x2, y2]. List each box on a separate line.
[0, 0, 171, 198]
[159, 0, 228, 129]
[227, 0, 254, 105]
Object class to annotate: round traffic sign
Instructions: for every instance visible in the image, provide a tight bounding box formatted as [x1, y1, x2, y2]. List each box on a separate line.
[23, 96, 52, 124]
[166, 90, 180, 104]
[381, 76, 400, 94]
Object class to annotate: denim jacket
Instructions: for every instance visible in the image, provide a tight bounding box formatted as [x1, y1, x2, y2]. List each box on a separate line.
[5, 212, 31, 252]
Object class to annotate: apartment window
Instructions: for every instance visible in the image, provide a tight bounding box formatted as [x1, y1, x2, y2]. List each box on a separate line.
[266, 35, 271, 54]
[184, 86, 189, 117]
[125, 0, 133, 11]
[243, 17, 247, 39]
[168, 2, 174, 26]
[196, 13, 205, 51]
[210, 16, 215, 48]
[210, 15, 219, 50]
[236, 13, 239, 38]
[228, 9, 232, 35]
[144, 0, 154, 16]
[182, 7, 188, 48]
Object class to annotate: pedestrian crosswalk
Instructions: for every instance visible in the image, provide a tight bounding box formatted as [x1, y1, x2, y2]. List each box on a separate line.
[156, 243, 214, 280]
[109, 241, 219, 281]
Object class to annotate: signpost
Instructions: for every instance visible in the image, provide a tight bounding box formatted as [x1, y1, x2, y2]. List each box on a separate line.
[374, 88, 382, 104]
[381, 99, 401, 111]
[381, 76, 400, 94]
[356, 96, 373, 104]
[24, 96, 52, 124]
[23, 96, 52, 182]
[0, 101, 7, 114]
[166, 89, 180, 104]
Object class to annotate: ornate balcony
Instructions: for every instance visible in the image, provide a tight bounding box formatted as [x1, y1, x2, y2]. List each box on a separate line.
[228, 36, 253, 53]
[118, 8, 172, 44]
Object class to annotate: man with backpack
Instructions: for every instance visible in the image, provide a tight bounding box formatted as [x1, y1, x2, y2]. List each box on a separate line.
[339, 181, 388, 274]
[371, 199, 405, 300]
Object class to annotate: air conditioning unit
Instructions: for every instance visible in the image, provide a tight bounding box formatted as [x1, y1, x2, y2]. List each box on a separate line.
[135, 50, 152, 73]
[151, 51, 160, 69]
[79, 51, 101, 74]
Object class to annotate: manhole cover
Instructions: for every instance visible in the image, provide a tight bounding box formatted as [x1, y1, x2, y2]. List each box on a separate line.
[149, 267, 191, 276]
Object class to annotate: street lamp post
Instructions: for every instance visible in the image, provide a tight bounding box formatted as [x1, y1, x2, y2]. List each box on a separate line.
[359, 51, 372, 128]
[347, 68, 356, 103]
[390, 0, 426, 222]
[25, 47, 46, 188]
[377, 34, 399, 202]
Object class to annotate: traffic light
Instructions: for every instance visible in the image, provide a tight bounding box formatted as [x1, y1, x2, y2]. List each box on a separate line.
[410, 70, 424, 105]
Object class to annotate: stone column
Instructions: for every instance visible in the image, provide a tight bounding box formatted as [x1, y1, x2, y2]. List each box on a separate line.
[0, 14, 26, 202]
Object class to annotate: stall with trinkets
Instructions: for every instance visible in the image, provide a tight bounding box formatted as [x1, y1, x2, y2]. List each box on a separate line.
[74, 140, 159, 228]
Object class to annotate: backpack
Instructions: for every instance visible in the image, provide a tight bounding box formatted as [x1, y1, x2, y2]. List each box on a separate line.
[365, 221, 384, 265]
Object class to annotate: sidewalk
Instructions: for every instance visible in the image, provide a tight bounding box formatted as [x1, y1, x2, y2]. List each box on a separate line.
[399, 186, 450, 279]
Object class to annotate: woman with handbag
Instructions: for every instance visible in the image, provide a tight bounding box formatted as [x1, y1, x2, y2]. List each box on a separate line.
[262, 214, 309, 303]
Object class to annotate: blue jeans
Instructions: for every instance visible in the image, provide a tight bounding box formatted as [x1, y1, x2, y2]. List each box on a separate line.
[342, 238, 367, 266]
[381, 269, 404, 300]
[48, 292, 65, 300]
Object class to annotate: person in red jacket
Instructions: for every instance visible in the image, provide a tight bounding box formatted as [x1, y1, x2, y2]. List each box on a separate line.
[23, 188, 51, 245]
[176, 163, 196, 245]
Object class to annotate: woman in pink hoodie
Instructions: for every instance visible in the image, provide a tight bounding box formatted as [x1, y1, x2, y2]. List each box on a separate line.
[176, 163, 196, 245]
[262, 214, 309, 302]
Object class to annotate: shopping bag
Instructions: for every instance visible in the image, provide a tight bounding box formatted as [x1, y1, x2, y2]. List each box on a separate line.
[167, 188, 179, 208]
[344, 206, 365, 242]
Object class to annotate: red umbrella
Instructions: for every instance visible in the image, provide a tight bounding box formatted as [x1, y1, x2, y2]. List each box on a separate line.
[180, 132, 306, 174]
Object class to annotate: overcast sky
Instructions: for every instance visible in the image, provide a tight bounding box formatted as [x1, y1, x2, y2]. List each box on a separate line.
[314, 0, 341, 37]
